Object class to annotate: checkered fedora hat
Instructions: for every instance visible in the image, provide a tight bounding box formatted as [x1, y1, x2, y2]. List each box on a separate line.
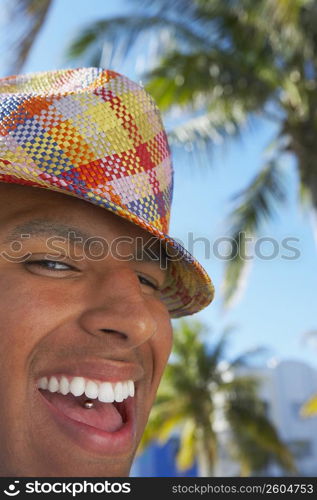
[0, 67, 214, 317]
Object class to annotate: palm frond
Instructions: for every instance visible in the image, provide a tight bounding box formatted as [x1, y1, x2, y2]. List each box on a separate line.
[204, 328, 232, 381]
[138, 400, 187, 452]
[5, 0, 53, 74]
[265, 0, 308, 24]
[220, 375, 260, 397]
[130, 0, 196, 17]
[156, 413, 186, 444]
[166, 105, 246, 150]
[171, 320, 224, 386]
[67, 15, 210, 65]
[229, 346, 271, 368]
[176, 418, 197, 470]
[229, 427, 285, 476]
[222, 159, 288, 306]
[231, 159, 287, 229]
[145, 47, 279, 111]
[227, 395, 297, 473]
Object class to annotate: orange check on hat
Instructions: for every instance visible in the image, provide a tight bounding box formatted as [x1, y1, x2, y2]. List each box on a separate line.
[0, 67, 214, 317]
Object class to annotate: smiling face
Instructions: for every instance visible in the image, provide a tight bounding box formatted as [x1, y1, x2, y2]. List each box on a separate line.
[0, 183, 173, 477]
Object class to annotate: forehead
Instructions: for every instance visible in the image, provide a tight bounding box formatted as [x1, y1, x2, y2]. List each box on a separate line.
[0, 184, 166, 262]
[0, 183, 146, 237]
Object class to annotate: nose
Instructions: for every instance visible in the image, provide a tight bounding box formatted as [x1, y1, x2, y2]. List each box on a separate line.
[78, 266, 158, 351]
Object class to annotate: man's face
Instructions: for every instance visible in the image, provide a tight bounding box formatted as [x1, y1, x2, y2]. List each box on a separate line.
[0, 183, 173, 477]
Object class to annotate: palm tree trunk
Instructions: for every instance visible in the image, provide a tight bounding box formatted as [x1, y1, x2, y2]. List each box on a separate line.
[196, 431, 216, 477]
[197, 449, 215, 476]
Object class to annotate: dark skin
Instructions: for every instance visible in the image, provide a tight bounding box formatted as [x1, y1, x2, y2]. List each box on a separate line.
[0, 183, 173, 477]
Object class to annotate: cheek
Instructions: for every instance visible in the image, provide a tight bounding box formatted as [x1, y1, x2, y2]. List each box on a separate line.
[0, 275, 58, 462]
[148, 304, 173, 390]
[0, 269, 82, 331]
[137, 312, 173, 437]
[0, 273, 79, 381]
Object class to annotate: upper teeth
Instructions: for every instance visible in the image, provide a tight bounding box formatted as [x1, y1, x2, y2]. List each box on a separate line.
[37, 376, 135, 403]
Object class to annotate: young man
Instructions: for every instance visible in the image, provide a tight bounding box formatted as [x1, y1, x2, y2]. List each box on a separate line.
[0, 68, 214, 476]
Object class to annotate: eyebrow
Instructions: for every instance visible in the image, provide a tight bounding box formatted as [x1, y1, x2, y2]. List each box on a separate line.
[4, 219, 92, 245]
[3, 218, 167, 267]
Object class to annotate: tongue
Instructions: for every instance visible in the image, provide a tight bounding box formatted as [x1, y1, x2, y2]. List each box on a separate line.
[41, 391, 123, 433]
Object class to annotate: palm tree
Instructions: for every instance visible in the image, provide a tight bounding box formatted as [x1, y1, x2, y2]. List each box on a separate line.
[4, 0, 317, 305]
[65, 0, 317, 306]
[137, 319, 296, 476]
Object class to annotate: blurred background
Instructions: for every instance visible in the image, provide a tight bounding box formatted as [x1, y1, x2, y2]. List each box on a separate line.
[1, 0, 317, 477]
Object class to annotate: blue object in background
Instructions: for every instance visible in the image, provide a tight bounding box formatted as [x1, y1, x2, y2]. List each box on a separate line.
[131, 438, 197, 477]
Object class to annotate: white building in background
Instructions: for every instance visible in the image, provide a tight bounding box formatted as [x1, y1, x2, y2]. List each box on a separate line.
[214, 359, 317, 477]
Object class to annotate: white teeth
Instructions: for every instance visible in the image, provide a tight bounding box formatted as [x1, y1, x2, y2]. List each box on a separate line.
[69, 377, 85, 397]
[38, 376, 135, 403]
[48, 376, 59, 392]
[59, 376, 70, 395]
[122, 382, 129, 400]
[114, 382, 124, 402]
[38, 377, 48, 390]
[128, 379, 135, 397]
[85, 380, 98, 399]
[98, 382, 114, 403]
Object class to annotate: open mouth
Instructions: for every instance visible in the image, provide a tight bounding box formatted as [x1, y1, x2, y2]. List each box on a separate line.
[36, 375, 136, 454]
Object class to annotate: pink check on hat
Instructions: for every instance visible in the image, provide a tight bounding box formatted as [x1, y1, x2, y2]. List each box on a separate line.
[0, 67, 214, 317]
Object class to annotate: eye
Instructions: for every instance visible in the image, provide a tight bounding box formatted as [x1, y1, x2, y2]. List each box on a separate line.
[24, 259, 78, 272]
[138, 274, 159, 291]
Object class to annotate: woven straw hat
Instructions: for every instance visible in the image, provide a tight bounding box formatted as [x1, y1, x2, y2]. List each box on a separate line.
[0, 67, 214, 317]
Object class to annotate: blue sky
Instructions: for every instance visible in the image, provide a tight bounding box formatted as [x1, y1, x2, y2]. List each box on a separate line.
[1, 0, 317, 369]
